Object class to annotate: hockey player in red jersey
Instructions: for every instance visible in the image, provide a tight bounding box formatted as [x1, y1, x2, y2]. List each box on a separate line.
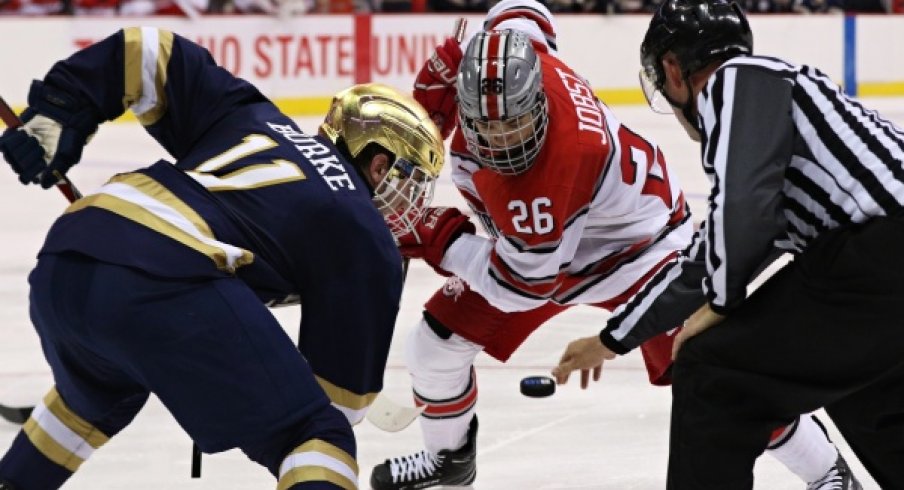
[370, 2, 858, 489]
[370, 13, 691, 490]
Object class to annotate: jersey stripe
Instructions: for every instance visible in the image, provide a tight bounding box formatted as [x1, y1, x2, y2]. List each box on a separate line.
[23, 388, 110, 472]
[701, 66, 735, 307]
[123, 27, 174, 126]
[277, 439, 358, 490]
[67, 173, 254, 272]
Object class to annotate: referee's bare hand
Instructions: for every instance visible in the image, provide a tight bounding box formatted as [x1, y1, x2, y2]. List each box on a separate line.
[672, 303, 726, 360]
[553, 335, 616, 389]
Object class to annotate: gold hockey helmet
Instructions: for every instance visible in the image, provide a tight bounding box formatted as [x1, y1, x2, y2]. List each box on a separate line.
[320, 83, 444, 240]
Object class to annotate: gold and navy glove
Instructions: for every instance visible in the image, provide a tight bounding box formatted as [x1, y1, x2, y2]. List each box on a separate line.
[0, 127, 46, 185]
[5, 80, 100, 188]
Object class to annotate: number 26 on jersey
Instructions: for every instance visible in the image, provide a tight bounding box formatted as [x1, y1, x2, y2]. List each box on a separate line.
[508, 197, 553, 234]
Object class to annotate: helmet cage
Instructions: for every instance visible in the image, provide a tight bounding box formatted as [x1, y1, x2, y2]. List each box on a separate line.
[459, 94, 548, 175]
[373, 158, 436, 240]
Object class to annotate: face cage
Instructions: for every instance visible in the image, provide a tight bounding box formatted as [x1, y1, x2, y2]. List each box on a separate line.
[639, 67, 675, 115]
[460, 96, 548, 176]
[373, 158, 437, 241]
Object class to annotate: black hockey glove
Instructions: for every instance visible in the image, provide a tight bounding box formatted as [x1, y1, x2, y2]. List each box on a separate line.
[0, 127, 46, 185]
[4, 80, 100, 188]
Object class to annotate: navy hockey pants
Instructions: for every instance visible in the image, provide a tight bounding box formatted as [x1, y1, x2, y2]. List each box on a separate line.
[18, 253, 353, 474]
[667, 216, 904, 489]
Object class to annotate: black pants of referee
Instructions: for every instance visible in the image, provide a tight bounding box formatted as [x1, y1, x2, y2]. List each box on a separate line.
[667, 216, 904, 490]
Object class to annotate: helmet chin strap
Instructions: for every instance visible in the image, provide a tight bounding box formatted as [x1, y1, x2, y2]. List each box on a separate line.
[680, 80, 700, 134]
[662, 77, 701, 140]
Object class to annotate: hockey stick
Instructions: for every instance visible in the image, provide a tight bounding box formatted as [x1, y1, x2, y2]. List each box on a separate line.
[365, 17, 469, 434]
[0, 95, 83, 202]
[0, 97, 82, 427]
[0, 403, 33, 425]
[364, 258, 429, 432]
[0, 96, 205, 475]
[365, 392, 426, 433]
[191, 443, 202, 478]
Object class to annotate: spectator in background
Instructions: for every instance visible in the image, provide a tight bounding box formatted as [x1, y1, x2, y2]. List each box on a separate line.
[0, 0, 866, 13]
[0, 0, 66, 14]
[380, 0, 415, 11]
[0, 0, 213, 15]
[738, 0, 797, 13]
[798, 0, 843, 13]
[427, 0, 486, 10]
[546, 0, 660, 12]
[739, 0, 883, 13]
[843, 0, 886, 11]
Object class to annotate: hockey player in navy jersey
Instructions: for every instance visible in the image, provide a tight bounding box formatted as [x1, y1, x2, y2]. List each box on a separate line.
[0, 27, 444, 490]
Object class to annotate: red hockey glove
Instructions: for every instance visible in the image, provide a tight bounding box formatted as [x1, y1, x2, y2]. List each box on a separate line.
[413, 37, 463, 139]
[398, 207, 475, 276]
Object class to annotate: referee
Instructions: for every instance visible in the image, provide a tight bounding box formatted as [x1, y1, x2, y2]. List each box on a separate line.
[553, 0, 904, 488]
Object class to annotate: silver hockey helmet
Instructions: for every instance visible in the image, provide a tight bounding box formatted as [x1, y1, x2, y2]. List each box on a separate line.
[457, 29, 548, 176]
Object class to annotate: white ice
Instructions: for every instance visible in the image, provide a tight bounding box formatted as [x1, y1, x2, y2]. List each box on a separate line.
[4, 99, 902, 489]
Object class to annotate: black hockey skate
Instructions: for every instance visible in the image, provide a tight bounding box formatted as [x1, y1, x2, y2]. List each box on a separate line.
[805, 453, 863, 490]
[370, 416, 477, 490]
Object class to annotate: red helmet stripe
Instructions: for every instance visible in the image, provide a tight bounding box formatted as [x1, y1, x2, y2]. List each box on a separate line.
[477, 33, 489, 118]
[483, 31, 504, 120]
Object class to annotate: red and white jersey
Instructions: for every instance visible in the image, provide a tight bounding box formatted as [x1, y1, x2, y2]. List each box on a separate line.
[440, 50, 694, 312]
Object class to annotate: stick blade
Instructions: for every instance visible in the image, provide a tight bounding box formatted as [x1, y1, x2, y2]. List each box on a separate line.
[191, 442, 202, 478]
[0, 404, 33, 425]
[366, 395, 425, 432]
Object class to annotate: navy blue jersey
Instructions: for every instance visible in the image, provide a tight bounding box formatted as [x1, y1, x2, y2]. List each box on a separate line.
[36, 27, 403, 422]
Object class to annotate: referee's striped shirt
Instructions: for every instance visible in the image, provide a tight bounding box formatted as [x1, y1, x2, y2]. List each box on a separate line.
[600, 55, 904, 353]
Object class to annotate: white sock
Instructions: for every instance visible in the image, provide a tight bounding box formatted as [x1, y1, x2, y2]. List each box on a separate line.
[419, 409, 474, 454]
[766, 415, 838, 483]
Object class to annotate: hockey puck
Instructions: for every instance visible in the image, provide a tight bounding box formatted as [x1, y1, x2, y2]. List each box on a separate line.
[520, 376, 556, 398]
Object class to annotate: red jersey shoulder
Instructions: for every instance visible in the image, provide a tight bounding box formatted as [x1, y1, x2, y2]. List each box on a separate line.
[526, 53, 613, 198]
[541, 54, 611, 152]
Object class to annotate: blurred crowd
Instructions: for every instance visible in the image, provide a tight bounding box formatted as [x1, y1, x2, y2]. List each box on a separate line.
[0, 0, 901, 21]
[422, 0, 897, 12]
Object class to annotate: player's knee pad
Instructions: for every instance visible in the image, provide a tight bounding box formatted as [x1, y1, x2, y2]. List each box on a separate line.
[414, 365, 478, 423]
[405, 316, 480, 397]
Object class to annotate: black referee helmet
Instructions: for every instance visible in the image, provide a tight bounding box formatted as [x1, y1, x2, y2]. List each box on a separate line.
[640, 0, 753, 93]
